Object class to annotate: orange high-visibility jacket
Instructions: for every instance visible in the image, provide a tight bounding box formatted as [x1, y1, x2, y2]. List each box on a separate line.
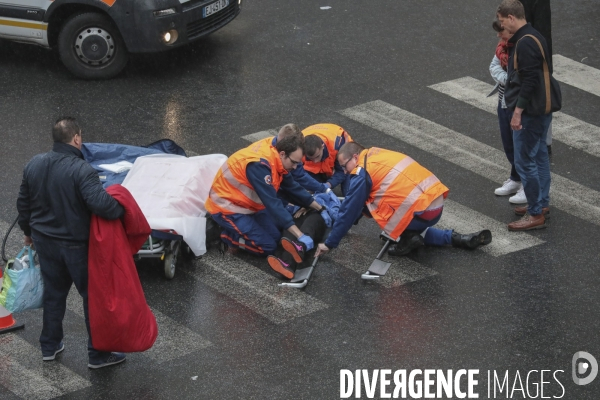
[205, 140, 286, 215]
[302, 124, 352, 176]
[354, 147, 449, 239]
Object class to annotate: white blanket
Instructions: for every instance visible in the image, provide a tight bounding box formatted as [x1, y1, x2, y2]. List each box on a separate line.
[122, 153, 227, 256]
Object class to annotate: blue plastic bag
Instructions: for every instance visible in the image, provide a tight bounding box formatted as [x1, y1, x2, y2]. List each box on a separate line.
[0, 246, 44, 313]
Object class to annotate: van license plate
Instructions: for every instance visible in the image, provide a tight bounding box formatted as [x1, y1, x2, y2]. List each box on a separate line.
[204, 0, 229, 17]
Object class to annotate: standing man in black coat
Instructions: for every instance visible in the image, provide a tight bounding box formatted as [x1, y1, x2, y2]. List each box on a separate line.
[521, 0, 553, 154]
[17, 117, 127, 369]
[497, 0, 553, 231]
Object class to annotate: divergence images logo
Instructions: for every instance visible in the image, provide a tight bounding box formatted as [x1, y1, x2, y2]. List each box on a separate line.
[572, 351, 598, 386]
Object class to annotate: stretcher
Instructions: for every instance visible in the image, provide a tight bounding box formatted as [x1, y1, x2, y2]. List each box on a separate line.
[278, 256, 319, 288]
[135, 229, 185, 280]
[361, 231, 399, 280]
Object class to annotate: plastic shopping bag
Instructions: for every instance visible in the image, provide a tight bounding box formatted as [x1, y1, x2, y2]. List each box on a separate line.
[0, 246, 44, 313]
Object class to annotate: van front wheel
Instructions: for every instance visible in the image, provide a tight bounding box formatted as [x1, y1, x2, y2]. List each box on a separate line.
[58, 13, 128, 79]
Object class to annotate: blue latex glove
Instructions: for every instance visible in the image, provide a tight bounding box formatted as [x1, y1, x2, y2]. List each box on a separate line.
[285, 203, 301, 216]
[298, 234, 314, 251]
[321, 208, 333, 227]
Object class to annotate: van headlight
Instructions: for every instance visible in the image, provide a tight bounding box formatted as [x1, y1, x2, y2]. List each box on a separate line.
[162, 29, 179, 45]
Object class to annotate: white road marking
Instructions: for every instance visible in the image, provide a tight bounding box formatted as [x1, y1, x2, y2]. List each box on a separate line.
[428, 76, 600, 158]
[0, 334, 91, 400]
[339, 100, 600, 226]
[439, 200, 544, 256]
[241, 130, 276, 143]
[65, 290, 211, 363]
[187, 251, 328, 324]
[553, 55, 600, 98]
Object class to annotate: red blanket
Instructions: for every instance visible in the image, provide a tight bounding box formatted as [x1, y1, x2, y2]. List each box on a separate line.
[88, 184, 158, 352]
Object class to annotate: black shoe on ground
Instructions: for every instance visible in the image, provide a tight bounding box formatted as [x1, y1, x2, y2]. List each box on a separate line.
[88, 352, 126, 369]
[388, 232, 424, 256]
[42, 341, 65, 361]
[451, 230, 492, 250]
[281, 237, 305, 263]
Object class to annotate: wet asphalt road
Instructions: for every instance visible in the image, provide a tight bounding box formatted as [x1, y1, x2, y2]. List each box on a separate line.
[1, 0, 600, 399]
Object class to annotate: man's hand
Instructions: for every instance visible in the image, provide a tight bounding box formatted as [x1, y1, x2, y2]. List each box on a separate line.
[315, 243, 329, 257]
[24, 235, 33, 246]
[294, 207, 308, 219]
[511, 108, 523, 131]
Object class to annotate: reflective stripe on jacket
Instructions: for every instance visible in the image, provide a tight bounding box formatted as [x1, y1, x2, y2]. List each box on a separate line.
[354, 147, 449, 239]
[205, 140, 286, 215]
[302, 124, 351, 176]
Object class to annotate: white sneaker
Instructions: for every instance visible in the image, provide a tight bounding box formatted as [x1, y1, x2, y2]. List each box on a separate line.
[494, 179, 522, 196]
[509, 187, 527, 204]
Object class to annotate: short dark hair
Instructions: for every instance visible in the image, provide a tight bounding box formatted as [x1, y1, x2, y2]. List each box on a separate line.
[276, 134, 304, 156]
[337, 142, 365, 161]
[492, 19, 504, 32]
[52, 117, 80, 143]
[277, 123, 303, 142]
[304, 135, 324, 157]
[497, 0, 525, 20]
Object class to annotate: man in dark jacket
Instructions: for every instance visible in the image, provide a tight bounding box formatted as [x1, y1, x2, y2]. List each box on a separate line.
[17, 117, 126, 368]
[497, 0, 553, 231]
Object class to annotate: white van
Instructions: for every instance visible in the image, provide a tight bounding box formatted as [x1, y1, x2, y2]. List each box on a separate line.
[0, 0, 241, 78]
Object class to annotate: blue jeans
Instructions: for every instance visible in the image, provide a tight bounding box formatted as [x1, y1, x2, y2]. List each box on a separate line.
[31, 232, 109, 361]
[498, 103, 520, 182]
[405, 210, 453, 246]
[211, 209, 281, 256]
[513, 113, 552, 215]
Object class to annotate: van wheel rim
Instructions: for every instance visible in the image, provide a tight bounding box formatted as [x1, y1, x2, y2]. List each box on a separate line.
[74, 27, 115, 65]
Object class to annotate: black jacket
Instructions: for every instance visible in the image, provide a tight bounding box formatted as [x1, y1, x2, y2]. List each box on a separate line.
[520, 0, 552, 66]
[505, 23, 551, 113]
[17, 142, 124, 242]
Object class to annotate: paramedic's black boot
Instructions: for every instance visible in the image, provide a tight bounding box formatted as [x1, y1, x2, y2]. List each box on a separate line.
[451, 230, 492, 250]
[281, 237, 305, 263]
[388, 232, 424, 256]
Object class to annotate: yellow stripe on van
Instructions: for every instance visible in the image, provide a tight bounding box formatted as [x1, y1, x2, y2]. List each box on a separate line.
[0, 19, 48, 30]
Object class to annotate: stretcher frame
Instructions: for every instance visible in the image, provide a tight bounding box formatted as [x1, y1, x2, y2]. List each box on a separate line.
[361, 232, 399, 280]
[278, 256, 319, 288]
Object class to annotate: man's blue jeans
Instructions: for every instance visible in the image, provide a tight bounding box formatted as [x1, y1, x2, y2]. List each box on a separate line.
[498, 103, 520, 182]
[32, 231, 109, 361]
[513, 113, 552, 215]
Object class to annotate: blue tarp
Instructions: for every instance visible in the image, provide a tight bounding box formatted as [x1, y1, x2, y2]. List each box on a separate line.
[82, 139, 186, 188]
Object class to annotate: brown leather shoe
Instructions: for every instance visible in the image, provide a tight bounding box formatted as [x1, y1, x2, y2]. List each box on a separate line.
[514, 206, 550, 220]
[508, 213, 546, 231]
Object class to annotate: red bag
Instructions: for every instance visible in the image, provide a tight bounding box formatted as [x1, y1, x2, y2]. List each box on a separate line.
[88, 184, 158, 352]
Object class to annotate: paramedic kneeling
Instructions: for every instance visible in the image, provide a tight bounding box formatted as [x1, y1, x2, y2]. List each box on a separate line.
[17, 117, 126, 369]
[205, 134, 325, 257]
[314, 142, 492, 258]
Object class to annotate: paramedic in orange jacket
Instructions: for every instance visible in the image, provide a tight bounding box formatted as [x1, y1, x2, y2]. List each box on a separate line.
[314, 142, 492, 258]
[205, 134, 326, 257]
[302, 124, 351, 192]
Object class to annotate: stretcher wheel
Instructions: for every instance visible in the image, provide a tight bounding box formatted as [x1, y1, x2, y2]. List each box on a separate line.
[164, 241, 180, 280]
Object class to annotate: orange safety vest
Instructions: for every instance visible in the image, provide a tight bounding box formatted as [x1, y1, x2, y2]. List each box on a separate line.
[205, 140, 286, 215]
[352, 148, 450, 239]
[302, 124, 352, 176]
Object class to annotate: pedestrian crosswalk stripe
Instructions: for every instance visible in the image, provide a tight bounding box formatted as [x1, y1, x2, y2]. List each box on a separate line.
[439, 200, 544, 256]
[186, 251, 328, 324]
[0, 334, 91, 400]
[428, 76, 600, 158]
[66, 290, 211, 363]
[334, 231, 439, 287]
[241, 130, 276, 143]
[553, 55, 600, 98]
[339, 100, 600, 227]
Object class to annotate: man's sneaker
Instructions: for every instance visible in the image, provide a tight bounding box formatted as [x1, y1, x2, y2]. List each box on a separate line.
[42, 342, 65, 361]
[267, 255, 294, 279]
[514, 206, 550, 220]
[88, 352, 126, 369]
[509, 187, 527, 204]
[281, 237, 305, 263]
[495, 179, 522, 196]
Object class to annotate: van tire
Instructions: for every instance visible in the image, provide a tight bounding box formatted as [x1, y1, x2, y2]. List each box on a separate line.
[58, 13, 128, 79]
